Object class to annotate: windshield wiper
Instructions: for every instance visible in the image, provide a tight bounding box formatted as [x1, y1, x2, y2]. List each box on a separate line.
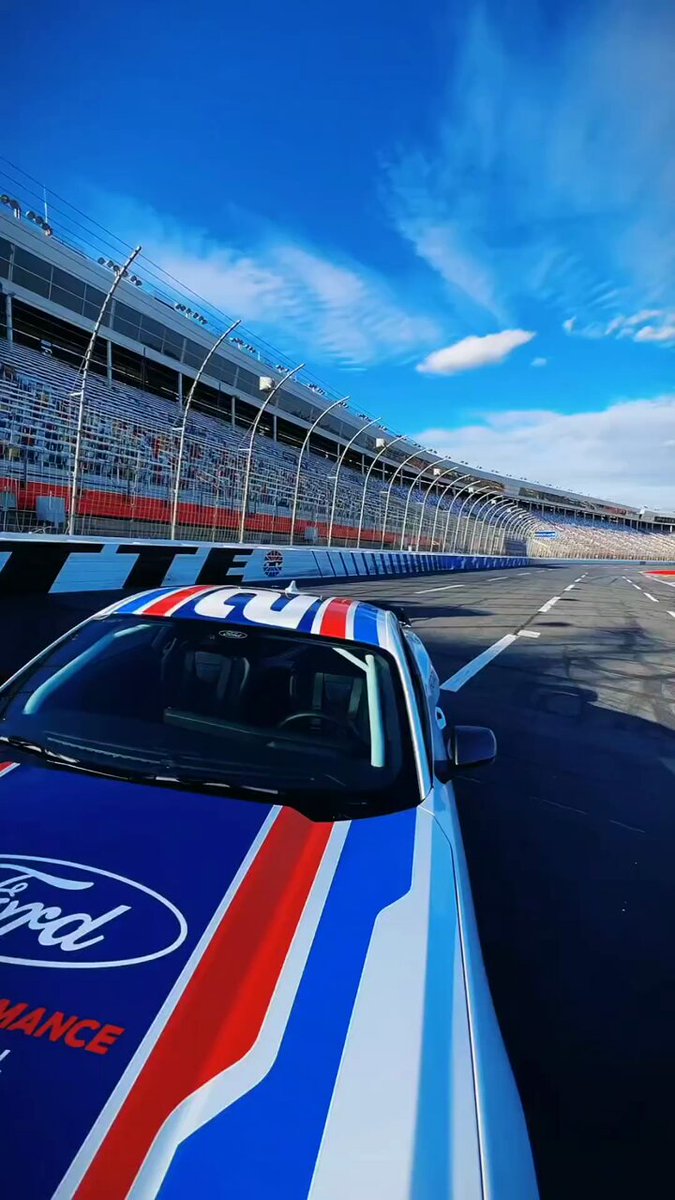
[0, 734, 83, 767]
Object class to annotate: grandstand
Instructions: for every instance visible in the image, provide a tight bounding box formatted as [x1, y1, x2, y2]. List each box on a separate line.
[0, 177, 674, 561]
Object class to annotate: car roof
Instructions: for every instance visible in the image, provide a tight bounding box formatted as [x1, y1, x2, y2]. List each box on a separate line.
[102, 584, 392, 648]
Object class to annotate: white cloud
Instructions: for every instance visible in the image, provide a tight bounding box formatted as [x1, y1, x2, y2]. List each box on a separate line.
[386, 3, 675, 333]
[411, 396, 675, 510]
[416, 329, 535, 376]
[92, 193, 441, 370]
[634, 324, 675, 344]
[531, 357, 548, 367]
[623, 309, 663, 327]
[564, 308, 675, 343]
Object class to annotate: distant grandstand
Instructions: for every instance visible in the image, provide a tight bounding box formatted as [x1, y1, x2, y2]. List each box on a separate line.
[0, 171, 673, 560]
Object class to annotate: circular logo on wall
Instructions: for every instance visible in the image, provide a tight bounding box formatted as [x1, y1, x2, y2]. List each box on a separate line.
[263, 549, 284, 577]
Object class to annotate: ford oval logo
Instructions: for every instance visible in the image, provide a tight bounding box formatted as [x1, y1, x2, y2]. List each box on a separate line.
[0, 855, 188, 969]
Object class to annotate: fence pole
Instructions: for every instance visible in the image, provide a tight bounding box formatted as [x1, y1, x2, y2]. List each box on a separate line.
[170, 319, 241, 540]
[356, 434, 407, 548]
[399, 456, 455, 551]
[430, 472, 474, 549]
[415, 464, 462, 551]
[327, 416, 379, 546]
[380, 450, 423, 548]
[289, 397, 347, 545]
[238, 364, 303, 544]
[68, 245, 141, 535]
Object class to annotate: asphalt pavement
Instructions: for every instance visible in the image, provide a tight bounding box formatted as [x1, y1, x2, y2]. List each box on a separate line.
[3, 563, 675, 1198]
[303, 562, 675, 1199]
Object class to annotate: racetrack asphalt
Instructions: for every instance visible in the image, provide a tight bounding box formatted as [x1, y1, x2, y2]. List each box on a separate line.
[4, 562, 675, 1200]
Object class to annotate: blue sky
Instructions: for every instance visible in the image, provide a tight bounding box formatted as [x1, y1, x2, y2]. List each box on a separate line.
[4, 0, 675, 507]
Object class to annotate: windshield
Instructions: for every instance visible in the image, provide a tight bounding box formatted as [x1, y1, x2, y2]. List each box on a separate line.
[0, 615, 419, 819]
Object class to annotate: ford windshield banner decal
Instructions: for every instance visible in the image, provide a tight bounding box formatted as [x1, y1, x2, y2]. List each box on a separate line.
[0, 856, 188, 968]
[0, 764, 274, 1200]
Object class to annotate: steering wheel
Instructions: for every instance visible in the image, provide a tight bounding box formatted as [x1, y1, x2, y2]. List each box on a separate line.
[277, 711, 356, 736]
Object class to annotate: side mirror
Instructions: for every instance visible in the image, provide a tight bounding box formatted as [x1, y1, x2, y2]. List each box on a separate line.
[433, 724, 497, 783]
[450, 725, 497, 770]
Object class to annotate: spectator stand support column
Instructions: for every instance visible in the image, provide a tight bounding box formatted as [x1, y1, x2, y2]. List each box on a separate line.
[170, 319, 241, 541]
[289, 396, 348, 546]
[68, 245, 141, 536]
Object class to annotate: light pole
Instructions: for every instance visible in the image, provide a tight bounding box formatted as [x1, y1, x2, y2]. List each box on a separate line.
[415, 463, 464, 551]
[289, 396, 348, 545]
[238, 363, 304, 544]
[380, 448, 424, 548]
[430, 473, 474, 549]
[452, 484, 494, 553]
[327, 416, 380, 547]
[357, 434, 408, 548]
[170, 319, 241, 540]
[399, 455, 456, 551]
[68, 245, 141, 535]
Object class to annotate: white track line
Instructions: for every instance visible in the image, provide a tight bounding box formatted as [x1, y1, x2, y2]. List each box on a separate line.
[414, 583, 465, 594]
[563, 584, 576, 592]
[538, 596, 560, 613]
[669, 612, 675, 620]
[643, 575, 675, 589]
[644, 592, 659, 602]
[632, 583, 642, 590]
[440, 634, 517, 692]
[574, 577, 584, 583]
[518, 630, 541, 638]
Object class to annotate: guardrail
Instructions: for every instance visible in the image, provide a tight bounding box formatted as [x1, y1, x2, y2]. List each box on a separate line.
[0, 534, 529, 595]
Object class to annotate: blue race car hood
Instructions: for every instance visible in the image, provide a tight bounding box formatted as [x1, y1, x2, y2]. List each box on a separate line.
[0, 758, 420, 1200]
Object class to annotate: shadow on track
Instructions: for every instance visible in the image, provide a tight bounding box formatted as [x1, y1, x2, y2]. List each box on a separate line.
[449, 637, 675, 1200]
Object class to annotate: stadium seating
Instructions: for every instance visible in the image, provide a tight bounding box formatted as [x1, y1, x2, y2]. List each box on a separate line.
[0, 337, 671, 558]
[0, 339, 510, 550]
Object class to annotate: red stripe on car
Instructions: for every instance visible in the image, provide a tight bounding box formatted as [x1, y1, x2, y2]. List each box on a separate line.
[75, 808, 333, 1200]
[140, 585, 216, 617]
[319, 598, 355, 639]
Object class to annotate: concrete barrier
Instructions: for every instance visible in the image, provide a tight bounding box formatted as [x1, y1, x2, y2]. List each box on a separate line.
[0, 534, 529, 594]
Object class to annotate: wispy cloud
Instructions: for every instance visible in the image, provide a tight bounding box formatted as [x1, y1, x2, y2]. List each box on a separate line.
[412, 396, 675, 510]
[562, 308, 675, 345]
[531, 357, 548, 368]
[417, 329, 535, 375]
[92, 193, 441, 370]
[387, 1, 675, 334]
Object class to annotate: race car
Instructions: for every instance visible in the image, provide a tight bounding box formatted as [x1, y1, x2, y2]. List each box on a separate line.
[0, 583, 538, 1200]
